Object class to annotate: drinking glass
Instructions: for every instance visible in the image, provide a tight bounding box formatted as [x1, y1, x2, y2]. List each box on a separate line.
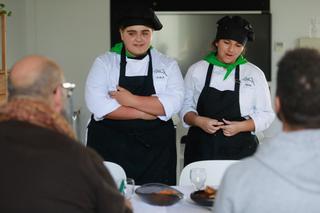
[124, 178, 135, 199]
[190, 168, 207, 191]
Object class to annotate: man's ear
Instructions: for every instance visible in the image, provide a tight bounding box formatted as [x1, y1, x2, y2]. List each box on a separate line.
[275, 96, 281, 114]
[53, 86, 63, 113]
[275, 96, 284, 122]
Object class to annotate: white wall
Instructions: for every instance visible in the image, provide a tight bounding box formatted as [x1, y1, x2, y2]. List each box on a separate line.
[266, 0, 320, 137]
[27, 0, 109, 141]
[1, 0, 27, 67]
[3, 0, 109, 142]
[3, 0, 320, 142]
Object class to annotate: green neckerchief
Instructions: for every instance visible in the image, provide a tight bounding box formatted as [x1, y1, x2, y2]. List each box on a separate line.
[110, 42, 134, 57]
[110, 42, 152, 58]
[204, 52, 247, 80]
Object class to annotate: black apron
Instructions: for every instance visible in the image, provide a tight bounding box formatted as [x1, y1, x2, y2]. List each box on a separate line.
[184, 64, 258, 166]
[87, 46, 176, 185]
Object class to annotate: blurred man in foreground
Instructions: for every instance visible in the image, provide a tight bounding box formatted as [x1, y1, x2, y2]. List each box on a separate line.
[0, 55, 132, 213]
[214, 48, 320, 213]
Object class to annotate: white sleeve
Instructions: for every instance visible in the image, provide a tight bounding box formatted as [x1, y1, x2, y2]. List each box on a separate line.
[156, 61, 185, 121]
[85, 56, 120, 120]
[179, 65, 199, 128]
[249, 71, 275, 133]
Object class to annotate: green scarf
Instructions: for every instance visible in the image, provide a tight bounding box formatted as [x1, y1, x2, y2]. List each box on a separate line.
[110, 42, 152, 57]
[204, 52, 247, 80]
[110, 42, 134, 57]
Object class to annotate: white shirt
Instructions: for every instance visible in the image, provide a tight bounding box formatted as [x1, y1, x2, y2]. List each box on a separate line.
[85, 48, 185, 121]
[180, 60, 275, 133]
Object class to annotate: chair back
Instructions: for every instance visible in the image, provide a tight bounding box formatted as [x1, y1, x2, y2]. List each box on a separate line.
[103, 161, 127, 186]
[179, 160, 239, 186]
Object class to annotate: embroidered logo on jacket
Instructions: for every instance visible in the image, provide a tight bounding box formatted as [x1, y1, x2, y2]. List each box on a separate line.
[241, 76, 255, 87]
[154, 69, 167, 79]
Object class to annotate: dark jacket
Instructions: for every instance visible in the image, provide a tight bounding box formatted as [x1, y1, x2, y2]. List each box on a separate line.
[0, 120, 132, 213]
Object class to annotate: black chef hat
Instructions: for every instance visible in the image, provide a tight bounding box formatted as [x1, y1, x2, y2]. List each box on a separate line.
[118, 5, 163, 31]
[215, 16, 255, 45]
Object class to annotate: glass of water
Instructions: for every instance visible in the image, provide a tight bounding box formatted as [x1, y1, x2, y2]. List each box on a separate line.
[124, 178, 135, 199]
[190, 168, 207, 191]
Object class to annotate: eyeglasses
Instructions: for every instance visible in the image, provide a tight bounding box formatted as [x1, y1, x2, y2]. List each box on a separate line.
[62, 82, 76, 98]
[62, 82, 76, 90]
[54, 82, 76, 98]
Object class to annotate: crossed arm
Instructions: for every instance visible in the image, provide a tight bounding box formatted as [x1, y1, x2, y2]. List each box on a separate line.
[105, 86, 165, 120]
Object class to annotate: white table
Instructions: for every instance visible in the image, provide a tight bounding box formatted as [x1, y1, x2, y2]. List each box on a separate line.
[131, 186, 213, 213]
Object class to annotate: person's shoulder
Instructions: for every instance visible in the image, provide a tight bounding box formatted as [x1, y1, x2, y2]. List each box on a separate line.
[241, 61, 262, 72]
[186, 60, 208, 76]
[151, 48, 177, 66]
[224, 157, 260, 180]
[39, 125, 107, 175]
[241, 62, 266, 79]
[0, 120, 70, 140]
[0, 119, 110, 178]
[0, 120, 84, 155]
[94, 51, 119, 64]
[190, 60, 208, 69]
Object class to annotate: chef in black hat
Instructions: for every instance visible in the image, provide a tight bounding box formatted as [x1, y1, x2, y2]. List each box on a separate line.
[181, 16, 275, 165]
[85, 5, 184, 185]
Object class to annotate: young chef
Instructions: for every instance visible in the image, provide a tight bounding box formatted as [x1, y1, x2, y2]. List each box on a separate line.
[180, 16, 275, 165]
[85, 5, 184, 185]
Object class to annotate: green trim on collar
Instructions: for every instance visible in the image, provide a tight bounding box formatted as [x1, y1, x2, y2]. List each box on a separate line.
[110, 42, 152, 58]
[110, 42, 134, 57]
[204, 52, 247, 80]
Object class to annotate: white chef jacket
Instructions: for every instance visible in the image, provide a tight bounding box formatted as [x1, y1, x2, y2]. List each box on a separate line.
[85, 48, 184, 121]
[180, 60, 275, 133]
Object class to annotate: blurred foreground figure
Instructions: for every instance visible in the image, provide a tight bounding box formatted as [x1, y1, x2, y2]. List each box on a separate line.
[214, 48, 320, 213]
[0, 55, 132, 213]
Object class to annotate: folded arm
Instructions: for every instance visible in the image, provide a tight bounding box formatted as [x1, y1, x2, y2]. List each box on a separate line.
[104, 105, 157, 120]
[109, 86, 165, 116]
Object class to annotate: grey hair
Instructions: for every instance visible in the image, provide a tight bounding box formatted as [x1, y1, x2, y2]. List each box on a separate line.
[8, 60, 63, 100]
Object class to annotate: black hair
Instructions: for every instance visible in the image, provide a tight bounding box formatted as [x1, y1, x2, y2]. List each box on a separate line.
[276, 48, 320, 128]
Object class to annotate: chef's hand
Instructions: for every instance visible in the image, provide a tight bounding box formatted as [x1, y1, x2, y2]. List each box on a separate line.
[195, 116, 224, 134]
[221, 119, 242, 137]
[109, 86, 137, 107]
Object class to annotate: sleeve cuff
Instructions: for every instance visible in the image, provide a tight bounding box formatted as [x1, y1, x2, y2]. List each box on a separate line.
[93, 100, 121, 121]
[179, 109, 198, 128]
[156, 94, 182, 121]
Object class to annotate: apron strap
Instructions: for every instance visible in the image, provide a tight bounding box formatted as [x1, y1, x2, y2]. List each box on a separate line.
[120, 43, 127, 79]
[144, 49, 154, 90]
[204, 63, 214, 87]
[147, 49, 153, 77]
[234, 65, 240, 92]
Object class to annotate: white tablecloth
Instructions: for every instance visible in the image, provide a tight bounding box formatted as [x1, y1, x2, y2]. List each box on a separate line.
[131, 185, 213, 213]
